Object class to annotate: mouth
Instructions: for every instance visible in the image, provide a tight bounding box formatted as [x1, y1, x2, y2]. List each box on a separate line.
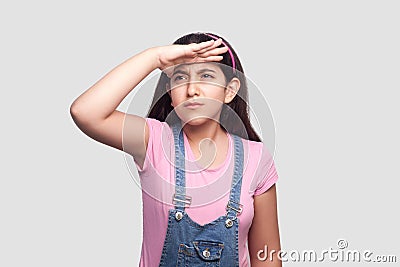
[184, 101, 204, 109]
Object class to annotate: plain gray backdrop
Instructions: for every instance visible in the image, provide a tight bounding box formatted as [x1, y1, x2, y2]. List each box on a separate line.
[1, 0, 399, 266]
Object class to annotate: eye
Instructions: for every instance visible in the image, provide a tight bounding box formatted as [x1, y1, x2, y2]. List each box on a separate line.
[202, 73, 214, 79]
[173, 75, 186, 81]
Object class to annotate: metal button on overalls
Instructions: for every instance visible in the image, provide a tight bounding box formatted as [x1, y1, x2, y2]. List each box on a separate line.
[175, 211, 183, 221]
[202, 248, 210, 258]
[225, 218, 234, 228]
[158, 122, 244, 267]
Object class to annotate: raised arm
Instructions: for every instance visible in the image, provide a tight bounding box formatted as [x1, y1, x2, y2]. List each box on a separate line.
[69, 47, 160, 166]
[70, 39, 228, 169]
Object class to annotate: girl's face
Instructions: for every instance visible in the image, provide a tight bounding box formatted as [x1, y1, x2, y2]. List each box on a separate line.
[166, 62, 239, 126]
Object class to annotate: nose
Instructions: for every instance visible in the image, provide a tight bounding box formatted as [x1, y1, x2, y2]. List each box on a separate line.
[187, 80, 200, 96]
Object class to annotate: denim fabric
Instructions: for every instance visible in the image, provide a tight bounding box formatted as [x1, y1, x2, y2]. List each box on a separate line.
[158, 122, 244, 267]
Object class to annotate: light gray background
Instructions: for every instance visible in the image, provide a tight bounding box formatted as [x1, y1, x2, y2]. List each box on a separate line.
[1, 0, 399, 266]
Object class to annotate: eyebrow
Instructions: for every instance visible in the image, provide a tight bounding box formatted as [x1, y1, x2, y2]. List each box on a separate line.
[172, 68, 217, 76]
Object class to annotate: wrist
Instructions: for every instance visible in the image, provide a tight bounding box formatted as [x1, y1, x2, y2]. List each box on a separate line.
[144, 46, 163, 70]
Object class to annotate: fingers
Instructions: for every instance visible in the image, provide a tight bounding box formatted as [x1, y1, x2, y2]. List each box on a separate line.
[187, 39, 229, 64]
[201, 55, 224, 62]
[195, 38, 223, 54]
[166, 38, 228, 70]
[198, 46, 229, 58]
[191, 38, 222, 53]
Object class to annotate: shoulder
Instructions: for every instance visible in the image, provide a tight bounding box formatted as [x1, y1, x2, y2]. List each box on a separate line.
[241, 138, 278, 195]
[144, 117, 166, 128]
[239, 137, 268, 159]
[143, 118, 173, 137]
[144, 118, 175, 145]
[135, 118, 173, 173]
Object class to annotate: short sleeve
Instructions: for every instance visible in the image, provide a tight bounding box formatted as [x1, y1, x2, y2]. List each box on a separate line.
[133, 117, 163, 173]
[253, 144, 279, 196]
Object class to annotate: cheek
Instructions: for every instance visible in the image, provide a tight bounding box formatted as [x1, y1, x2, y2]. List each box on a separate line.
[169, 89, 185, 106]
[207, 88, 227, 102]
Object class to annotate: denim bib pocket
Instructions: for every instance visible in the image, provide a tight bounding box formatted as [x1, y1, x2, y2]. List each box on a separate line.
[193, 241, 224, 260]
[177, 241, 224, 266]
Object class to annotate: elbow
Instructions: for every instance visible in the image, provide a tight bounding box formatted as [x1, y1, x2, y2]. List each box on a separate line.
[69, 101, 93, 127]
[70, 101, 83, 122]
[69, 101, 79, 118]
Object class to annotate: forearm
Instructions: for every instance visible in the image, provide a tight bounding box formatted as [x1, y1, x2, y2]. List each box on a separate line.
[70, 47, 161, 122]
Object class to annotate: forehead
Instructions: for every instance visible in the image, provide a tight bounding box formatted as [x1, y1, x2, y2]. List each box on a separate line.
[172, 62, 223, 73]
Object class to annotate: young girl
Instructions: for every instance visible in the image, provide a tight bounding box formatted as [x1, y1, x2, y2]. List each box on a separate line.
[70, 32, 281, 267]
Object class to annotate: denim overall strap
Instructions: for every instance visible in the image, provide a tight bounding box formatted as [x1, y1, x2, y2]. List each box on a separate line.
[225, 134, 244, 221]
[171, 122, 190, 211]
[158, 123, 244, 267]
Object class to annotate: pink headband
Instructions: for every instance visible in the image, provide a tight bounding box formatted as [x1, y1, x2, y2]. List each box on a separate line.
[204, 33, 236, 73]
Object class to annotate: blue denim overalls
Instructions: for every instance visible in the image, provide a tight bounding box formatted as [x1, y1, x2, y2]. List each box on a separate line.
[158, 122, 244, 267]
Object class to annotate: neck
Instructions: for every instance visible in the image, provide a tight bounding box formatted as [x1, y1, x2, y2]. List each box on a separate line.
[182, 119, 226, 144]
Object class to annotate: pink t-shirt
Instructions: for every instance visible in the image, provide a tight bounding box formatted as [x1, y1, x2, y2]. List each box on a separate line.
[133, 118, 278, 267]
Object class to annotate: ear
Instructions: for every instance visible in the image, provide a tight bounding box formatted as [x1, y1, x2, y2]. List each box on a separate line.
[224, 78, 240, 104]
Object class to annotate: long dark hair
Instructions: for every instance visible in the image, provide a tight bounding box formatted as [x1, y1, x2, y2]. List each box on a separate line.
[146, 32, 261, 142]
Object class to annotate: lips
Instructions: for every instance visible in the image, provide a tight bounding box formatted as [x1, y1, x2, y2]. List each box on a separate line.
[184, 101, 204, 107]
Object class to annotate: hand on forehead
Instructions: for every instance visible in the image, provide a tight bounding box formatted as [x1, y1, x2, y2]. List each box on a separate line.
[171, 62, 222, 74]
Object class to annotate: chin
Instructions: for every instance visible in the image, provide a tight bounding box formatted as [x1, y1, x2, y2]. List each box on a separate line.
[181, 116, 216, 126]
[175, 107, 222, 127]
